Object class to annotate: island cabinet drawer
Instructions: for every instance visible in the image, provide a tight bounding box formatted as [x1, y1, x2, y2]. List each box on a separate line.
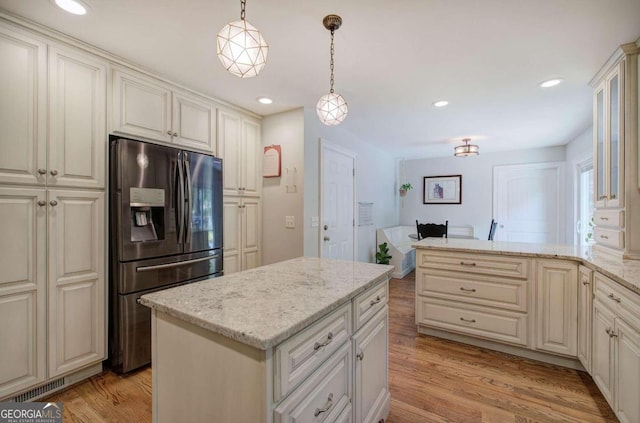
[594, 209, 624, 228]
[416, 297, 528, 346]
[274, 342, 351, 423]
[353, 278, 388, 330]
[416, 250, 530, 280]
[274, 302, 352, 402]
[416, 269, 528, 312]
[594, 272, 640, 322]
[594, 227, 624, 250]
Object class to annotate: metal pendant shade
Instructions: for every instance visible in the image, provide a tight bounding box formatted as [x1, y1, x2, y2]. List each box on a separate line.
[317, 15, 348, 126]
[216, 1, 268, 78]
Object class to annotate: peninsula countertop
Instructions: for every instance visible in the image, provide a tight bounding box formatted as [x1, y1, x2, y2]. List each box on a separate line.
[139, 257, 394, 350]
[412, 238, 640, 295]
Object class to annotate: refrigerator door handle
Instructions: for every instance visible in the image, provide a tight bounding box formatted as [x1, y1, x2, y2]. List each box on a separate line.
[135, 254, 220, 272]
[184, 157, 192, 243]
[176, 152, 185, 243]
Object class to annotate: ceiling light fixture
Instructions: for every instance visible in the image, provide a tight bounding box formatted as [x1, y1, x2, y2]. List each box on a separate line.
[454, 138, 479, 157]
[257, 97, 273, 105]
[433, 100, 449, 108]
[54, 0, 88, 15]
[216, 0, 268, 78]
[538, 78, 563, 88]
[316, 14, 348, 126]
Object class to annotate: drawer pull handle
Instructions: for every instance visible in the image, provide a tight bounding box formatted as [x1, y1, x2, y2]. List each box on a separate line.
[599, 217, 609, 221]
[459, 287, 476, 293]
[370, 296, 382, 306]
[608, 293, 621, 303]
[606, 328, 618, 338]
[600, 235, 609, 239]
[314, 393, 334, 417]
[356, 351, 364, 360]
[313, 332, 333, 350]
[459, 261, 476, 267]
[582, 280, 590, 286]
[460, 317, 476, 323]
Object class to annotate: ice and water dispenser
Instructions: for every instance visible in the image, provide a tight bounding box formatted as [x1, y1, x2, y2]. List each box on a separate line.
[129, 187, 165, 242]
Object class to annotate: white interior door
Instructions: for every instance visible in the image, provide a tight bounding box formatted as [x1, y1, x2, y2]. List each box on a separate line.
[321, 140, 355, 260]
[493, 162, 564, 243]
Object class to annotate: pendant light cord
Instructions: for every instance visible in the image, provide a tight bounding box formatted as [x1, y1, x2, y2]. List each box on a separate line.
[240, 0, 246, 20]
[329, 29, 335, 93]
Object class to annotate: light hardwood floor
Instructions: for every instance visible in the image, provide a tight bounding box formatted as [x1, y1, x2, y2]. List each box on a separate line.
[45, 272, 617, 422]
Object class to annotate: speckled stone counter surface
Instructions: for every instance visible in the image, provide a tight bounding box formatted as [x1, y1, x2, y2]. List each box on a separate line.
[412, 238, 640, 295]
[139, 257, 394, 350]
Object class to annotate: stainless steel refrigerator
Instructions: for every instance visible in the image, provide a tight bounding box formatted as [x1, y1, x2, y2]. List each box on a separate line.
[109, 136, 223, 373]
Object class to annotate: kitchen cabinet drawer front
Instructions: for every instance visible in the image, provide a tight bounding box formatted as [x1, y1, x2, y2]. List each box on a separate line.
[274, 302, 351, 402]
[594, 209, 624, 229]
[353, 278, 388, 330]
[334, 403, 352, 423]
[417, 251, 529, 280]
[416, 269, 527, 312]
[416, 297, 528, 346]
[594, 227, 624, 250]
[594, 273, 640, 324]
[274, 342, 351, 423]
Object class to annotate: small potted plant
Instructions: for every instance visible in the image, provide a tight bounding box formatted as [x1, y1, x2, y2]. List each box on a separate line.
[376, 242, 392, 265]
[399, 182, 413, 197]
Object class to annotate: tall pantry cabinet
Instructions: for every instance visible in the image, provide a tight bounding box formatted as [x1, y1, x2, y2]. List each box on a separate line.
[0, 22, 107, 399]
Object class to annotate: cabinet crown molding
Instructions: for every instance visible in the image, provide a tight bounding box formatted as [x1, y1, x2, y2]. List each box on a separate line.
[589, 42, 640, 87]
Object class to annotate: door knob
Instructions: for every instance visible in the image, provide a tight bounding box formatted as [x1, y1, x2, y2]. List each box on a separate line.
[37, 168, 47, 175]
[49, 200, 58, 207]
[323, 236, 330, 241]
[37, 200, 46, 207]
[50, 169, 58, 176]
[323, 225, 328, 230]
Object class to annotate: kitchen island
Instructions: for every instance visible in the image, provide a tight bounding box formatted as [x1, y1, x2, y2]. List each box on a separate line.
[139, 257, 394, 423]
[412, 238, 640, 423]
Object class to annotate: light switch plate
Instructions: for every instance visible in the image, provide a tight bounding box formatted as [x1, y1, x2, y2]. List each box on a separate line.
[285, 216, 295, 229]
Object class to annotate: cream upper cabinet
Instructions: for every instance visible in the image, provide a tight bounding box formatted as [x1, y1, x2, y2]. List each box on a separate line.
[0, 25, 47, 186]
[113, 68, 217, 154]
[535, 260, 578, 356]
[590, 43, 640, 259]
[49, 45, 107, 189]
[218, 109, 261, 196]
[47, 190, 105, 377]
[577, 266, 593, 372]
[223, 196, 261, 275]
[0, 187, 46, 398]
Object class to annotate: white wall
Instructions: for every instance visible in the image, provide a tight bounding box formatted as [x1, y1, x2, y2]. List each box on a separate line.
[564, 127, 594, 244]
[399, 146, 566, 241]
[303, 108, 398, 262]
[261, 108, 305, 265]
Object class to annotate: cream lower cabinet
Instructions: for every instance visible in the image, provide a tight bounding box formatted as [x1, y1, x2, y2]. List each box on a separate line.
[577, 266, 594, 371]
[592, 272, 640, 423]
[535, 260, 578, 356]
[223, 196, 260, 275]
[112, 67, 217, 154]
[0, 188, 105, 399]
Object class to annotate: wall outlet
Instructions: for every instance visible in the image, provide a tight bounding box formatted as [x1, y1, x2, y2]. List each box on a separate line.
[285, 216, 295, 229]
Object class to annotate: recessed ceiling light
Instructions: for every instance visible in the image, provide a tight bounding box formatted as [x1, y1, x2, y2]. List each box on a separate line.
[257, 97, 273, 105]
[539, 78, 563, 88]
[433, 100, 449, 108]
[54, 0, 88, 15]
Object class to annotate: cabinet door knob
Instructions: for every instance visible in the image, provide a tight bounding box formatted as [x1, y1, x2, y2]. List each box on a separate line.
[173, 132, 179, 137]
[167, 130, 173, 135]
[49, 200, 58, 207]
[37, 200, 47, 207]
[50, 169, 58, 176]
[610, 194, 616, 200]
[37, 168, 47, 175]
[582, 280, 590, 286]
[323, 236, 330, 241]
[606, 328, 618, 338]
[356, 351, 364, 360]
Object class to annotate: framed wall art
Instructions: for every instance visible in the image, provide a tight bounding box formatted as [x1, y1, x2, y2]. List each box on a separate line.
[423, 174, 462, 204]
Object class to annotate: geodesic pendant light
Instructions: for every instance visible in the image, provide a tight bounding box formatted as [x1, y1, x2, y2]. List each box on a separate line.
[316, 15, 348, 126]
[216, 0, 268, 78]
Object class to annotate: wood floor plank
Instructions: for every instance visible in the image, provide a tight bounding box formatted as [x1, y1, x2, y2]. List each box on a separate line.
[42, 272, 617, 423]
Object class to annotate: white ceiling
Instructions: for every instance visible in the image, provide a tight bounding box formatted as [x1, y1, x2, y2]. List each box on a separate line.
[1, 0, 639, 158]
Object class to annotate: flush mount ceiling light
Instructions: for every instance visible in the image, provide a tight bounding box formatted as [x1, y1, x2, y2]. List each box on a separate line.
[54, 0, 88, 15]
[216, 0, 268, 78]
[433, 100, 449, 108]
[257, 97, 273, 105]
[316, 15, 348, 126]
[538, 78, 563, 88]
[454, 138, 479, 157]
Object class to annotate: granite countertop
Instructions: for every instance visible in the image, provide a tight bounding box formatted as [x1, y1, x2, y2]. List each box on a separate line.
[139, 257, 394, 350]
[412, 238, 640, 295]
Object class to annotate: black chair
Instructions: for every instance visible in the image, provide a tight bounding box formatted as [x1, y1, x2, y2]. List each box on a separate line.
[416, 220, 448, 240]
[488, 219, 498, 241]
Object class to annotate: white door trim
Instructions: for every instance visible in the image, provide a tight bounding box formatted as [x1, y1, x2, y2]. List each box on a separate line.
[573, 153, 594, 245]
[492, 161, 566, 243]
[319, 138, 357, 259]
